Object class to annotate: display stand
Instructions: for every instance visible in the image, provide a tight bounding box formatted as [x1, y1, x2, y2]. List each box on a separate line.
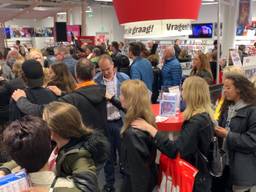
[5, 38, 33, 49]
[243, 55, 256, 80]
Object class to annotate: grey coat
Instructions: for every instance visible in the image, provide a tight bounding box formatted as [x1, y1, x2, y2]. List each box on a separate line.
[226, 105, 256, 186]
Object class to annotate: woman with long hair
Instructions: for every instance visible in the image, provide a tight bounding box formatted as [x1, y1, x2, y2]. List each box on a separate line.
[119, 80, 157, 192]
[47, 63, 76, 94]
[190, 52, 213, 84]
[215, 73, 256, 192]
[42, 101, 109, 192]
[132, 76, 215, 192]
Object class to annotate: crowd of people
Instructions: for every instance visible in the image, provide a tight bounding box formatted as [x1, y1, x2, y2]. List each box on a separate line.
[0, 38, 256, 192]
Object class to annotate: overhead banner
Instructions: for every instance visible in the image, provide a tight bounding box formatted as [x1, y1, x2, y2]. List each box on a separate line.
[113, 0, 201, 24]
[124, 20, 192, 39]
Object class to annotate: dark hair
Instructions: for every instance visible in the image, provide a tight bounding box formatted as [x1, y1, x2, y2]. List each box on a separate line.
[225, 73, 256, 105]
[3, 116, 52, 173]
[111, 41, 119, 51]
[76, 58, 95, 81]
[238, 45, 246, 52]
[137, 42, 150, 57]
[254, 42, 256, 48]
[93, 47, 102, 57]
[48, 63, 76, 93]
[16, 40, 21, 45]
[46, 47, 55, 56]
[85, 45, 94, 52]
[119, 42, 124, 46]
[129, 42, 141, 57]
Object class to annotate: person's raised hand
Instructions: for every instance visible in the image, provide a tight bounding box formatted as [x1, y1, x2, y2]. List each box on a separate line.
[105, 91, 114, 100]
[215, 126, 228, 138]
[12, 89, 26, 102]
[47, 86, 62, 96]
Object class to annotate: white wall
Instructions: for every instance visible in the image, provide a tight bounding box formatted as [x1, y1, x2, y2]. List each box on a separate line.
[70, 5, 124, 41]
[195, 4, 224, 23]
[5, 19, 38, 27]
[252, 2, 256, 20]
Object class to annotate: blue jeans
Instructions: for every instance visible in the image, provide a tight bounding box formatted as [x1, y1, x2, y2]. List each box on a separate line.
[104, 119, 123, 188]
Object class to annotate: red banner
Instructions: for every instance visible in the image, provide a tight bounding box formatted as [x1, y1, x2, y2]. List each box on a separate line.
[67, 25, 81, 42]
[113, 0, 201, 24]
[77, 36, 95, 46]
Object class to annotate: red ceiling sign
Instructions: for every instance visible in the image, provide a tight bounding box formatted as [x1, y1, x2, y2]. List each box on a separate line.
[113, 0, 202, 24]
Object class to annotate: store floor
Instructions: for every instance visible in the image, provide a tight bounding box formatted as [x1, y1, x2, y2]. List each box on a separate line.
[98, 164, 123, 191]
[98, 166, 158, 192]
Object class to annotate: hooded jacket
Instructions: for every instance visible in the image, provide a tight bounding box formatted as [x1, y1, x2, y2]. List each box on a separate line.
[60, 84, 107, 134]
[54, 131, 109, 192]
[15, 84, 107, 134]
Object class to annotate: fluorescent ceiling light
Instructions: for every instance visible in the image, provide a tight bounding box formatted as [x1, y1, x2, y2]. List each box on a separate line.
[34, 7, 56, 11]
[57, 12, 66, 15]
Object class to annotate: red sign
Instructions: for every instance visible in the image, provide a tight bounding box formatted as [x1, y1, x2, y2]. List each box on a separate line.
[113, 0, 202, 24]
[67, 25, 81, 42]
[77, 36, 95, 46]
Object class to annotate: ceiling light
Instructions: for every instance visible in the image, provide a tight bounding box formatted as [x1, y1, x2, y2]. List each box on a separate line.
[85, 6, 93, 13]
[57, 12, 66, 15]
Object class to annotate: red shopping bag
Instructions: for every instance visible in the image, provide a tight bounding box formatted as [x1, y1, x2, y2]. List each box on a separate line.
[158, 154, 198, 192]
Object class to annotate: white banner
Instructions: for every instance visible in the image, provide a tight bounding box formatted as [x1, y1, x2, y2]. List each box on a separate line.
[124, 19, 192, 39]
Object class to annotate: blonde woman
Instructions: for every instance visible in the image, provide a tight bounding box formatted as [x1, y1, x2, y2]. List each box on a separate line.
[12, 55, 25, 78]
[119, 80, 157, 192]
[132, 76, 215, 192]
[27, 48, 45, 66]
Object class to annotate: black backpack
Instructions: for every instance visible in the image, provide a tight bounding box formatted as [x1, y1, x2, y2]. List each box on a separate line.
[198, 117, 224, 177]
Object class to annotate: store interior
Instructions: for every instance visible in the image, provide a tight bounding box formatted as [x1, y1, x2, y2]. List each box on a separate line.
[0, 0, 256, 192]
[1, 0, 256, 50]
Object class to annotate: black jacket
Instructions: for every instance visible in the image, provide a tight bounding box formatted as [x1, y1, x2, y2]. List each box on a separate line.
[225, 105, 256, 186]
[0, 78, 25, 124]
[15, 85, 107, 134]
[121, 127, 157, 192]
[152, 66, 161, 103]
[60, 85, 107, 134]
[154, 112, 213, 191]
[9, 87, 57, 121]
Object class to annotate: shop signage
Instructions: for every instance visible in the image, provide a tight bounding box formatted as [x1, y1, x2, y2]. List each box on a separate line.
[77, 36, 95, 45]
[124, 20, 192, 38]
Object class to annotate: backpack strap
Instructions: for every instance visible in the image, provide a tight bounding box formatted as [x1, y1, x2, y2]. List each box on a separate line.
[49, 176, 58, 192]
